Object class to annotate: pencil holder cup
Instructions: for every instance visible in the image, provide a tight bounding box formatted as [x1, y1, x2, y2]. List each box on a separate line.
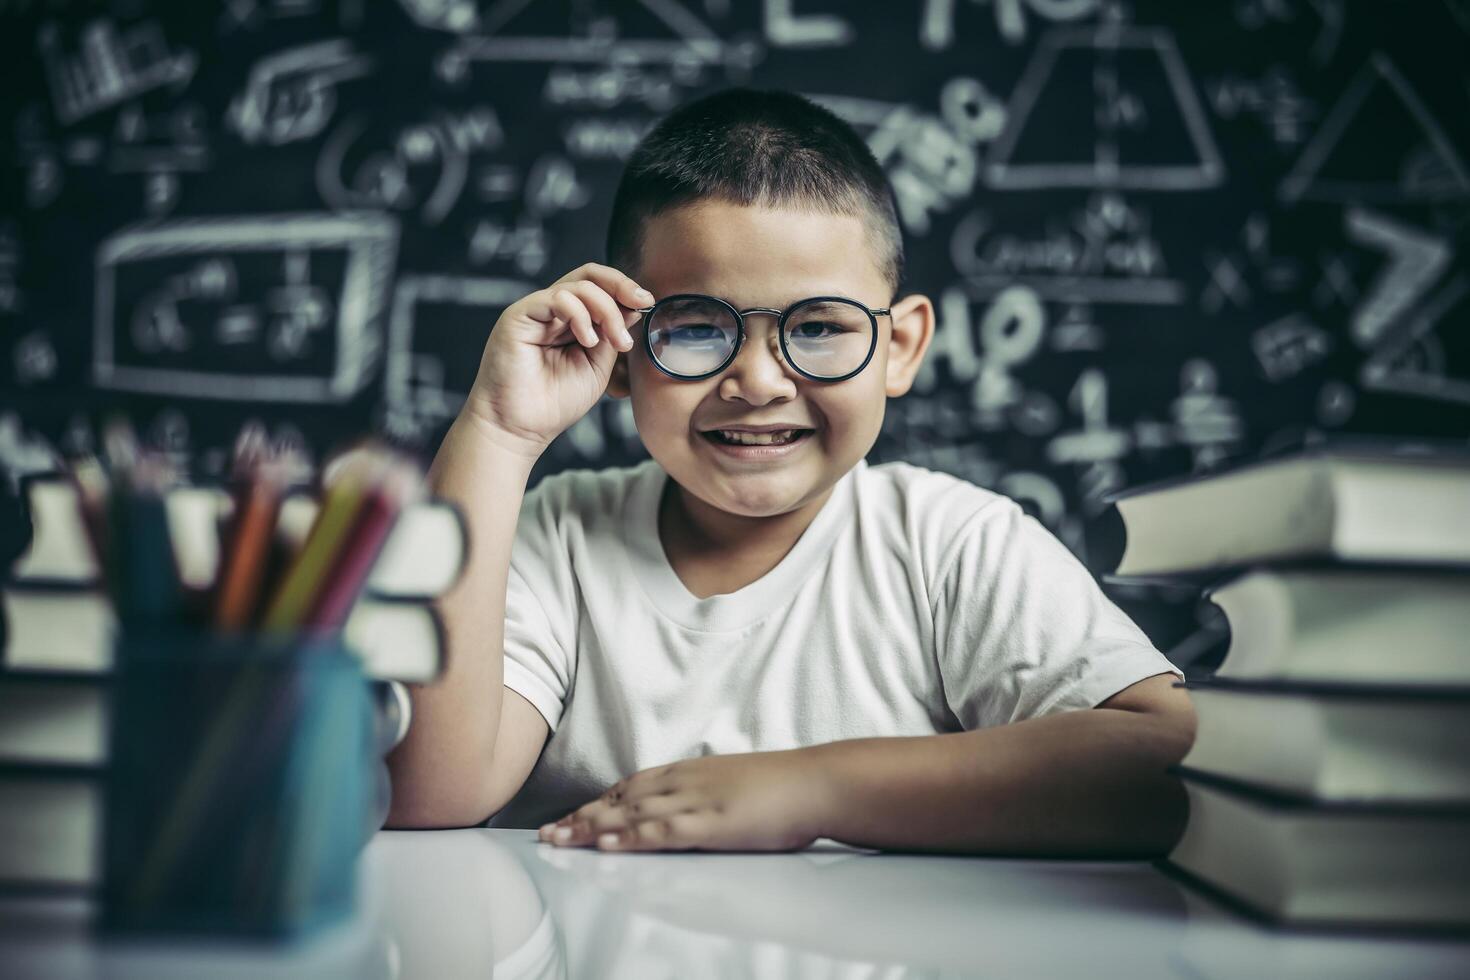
[98, 628, 376, 940]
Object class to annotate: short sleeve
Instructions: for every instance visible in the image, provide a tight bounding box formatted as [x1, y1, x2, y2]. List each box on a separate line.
[502, 479, 579, 732]
[932, 499, 1183, 729]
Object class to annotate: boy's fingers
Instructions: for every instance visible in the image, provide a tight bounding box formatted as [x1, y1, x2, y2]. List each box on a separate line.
[540, 788, 689, 844]
[556, 262, 653, 312]
[592, 792, 691, 834]
[636, 764, 682, 797]
[596, 817, 670, 850]
[540, 796, 612, 843]
[604, 814, 703, 851]
[540, 812, 593, 843]
[564, 280, 633, 351]
[549, 289, 595, 347]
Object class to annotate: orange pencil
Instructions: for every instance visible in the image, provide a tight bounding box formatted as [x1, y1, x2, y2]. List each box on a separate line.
[212, 463, 285, 631]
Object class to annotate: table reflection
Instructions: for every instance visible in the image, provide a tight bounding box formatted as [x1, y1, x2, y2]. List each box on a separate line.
[385, 831, 1467, 980]
[394, 831, 1192, 979]
[5, 830, 1467, 979]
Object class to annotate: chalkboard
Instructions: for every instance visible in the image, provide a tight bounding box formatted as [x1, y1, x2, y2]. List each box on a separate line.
[3, 1, 1468, 662]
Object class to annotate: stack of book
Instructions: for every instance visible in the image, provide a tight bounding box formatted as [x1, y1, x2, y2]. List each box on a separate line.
[1103, 439, 1470, 930]
[0, 425, 465, 892]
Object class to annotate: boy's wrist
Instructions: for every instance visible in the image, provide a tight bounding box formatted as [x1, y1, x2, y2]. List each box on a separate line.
[455, 404, 551, 464]
[791, 741, 847, 842]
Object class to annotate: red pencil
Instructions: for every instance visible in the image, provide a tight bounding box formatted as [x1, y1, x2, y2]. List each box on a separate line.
[300, 454, 421, 634]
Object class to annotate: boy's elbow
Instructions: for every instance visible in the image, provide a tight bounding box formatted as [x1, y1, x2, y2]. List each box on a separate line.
[1129, 707, 1197, 856]
[1138, 700, 1197, 766]
[382, 783, 502, 830]
[1098, 673, 1198, 763]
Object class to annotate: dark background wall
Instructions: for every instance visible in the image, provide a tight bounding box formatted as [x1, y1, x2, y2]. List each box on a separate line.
[3, 0, 1468, 665]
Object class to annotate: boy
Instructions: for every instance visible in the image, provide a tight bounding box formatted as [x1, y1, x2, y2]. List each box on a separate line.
[385, 88, 1195, 857]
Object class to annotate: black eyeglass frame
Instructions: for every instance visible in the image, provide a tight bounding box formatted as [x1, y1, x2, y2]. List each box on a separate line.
[631, 293, 890, 384]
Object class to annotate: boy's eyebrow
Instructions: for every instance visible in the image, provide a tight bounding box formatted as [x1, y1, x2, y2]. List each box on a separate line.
[658, 293, 874, 313]
[740, 297, 855, 312]
[659, 294, 806, 312]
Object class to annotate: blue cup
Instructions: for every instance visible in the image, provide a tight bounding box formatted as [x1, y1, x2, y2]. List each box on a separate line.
[99, 628, 375, 939]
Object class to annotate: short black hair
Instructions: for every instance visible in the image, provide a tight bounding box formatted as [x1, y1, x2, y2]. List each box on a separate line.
[605, 87, 904, 296]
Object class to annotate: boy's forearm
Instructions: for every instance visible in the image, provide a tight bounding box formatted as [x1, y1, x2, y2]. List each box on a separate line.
[384, 411, 539, 827]
[804, 708, 1194, 858]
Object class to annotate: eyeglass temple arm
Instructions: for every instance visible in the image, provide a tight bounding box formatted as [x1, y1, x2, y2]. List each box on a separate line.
[629, 305, 891, 315]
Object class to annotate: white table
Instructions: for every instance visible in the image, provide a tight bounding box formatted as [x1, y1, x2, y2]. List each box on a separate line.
[1, 829, 1467, 978]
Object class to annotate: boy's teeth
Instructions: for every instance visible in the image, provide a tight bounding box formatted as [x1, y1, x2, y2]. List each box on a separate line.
[718, 429, 802, 445]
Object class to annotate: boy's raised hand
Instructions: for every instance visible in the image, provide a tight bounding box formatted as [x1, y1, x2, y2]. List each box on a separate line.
[464, 262, 651, 459]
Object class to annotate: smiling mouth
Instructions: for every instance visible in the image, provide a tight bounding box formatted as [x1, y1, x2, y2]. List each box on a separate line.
[703, 429, 814, 446]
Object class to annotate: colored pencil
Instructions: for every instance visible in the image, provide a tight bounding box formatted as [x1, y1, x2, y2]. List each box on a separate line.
[213, 443, 290, 631]
[301, 456, 421, 633]
[259, 451, 379, 633]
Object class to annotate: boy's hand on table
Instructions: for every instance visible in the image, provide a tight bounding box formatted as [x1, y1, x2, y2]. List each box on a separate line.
[537, 748, 832, 852]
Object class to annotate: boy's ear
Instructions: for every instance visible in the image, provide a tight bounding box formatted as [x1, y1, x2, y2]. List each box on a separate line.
[606, 347, 631, 399]
[883, 292, 935, 397]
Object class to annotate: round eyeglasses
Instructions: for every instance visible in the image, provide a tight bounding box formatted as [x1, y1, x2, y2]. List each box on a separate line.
[632, 294, 888, 383]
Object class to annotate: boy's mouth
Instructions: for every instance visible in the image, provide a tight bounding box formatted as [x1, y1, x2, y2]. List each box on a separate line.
[702, 428, 814, 446]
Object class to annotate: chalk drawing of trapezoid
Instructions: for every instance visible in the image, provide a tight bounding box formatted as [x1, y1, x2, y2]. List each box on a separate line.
[1280, 54, 1470, 203]
[434, 0, 723, 65]
[985, 26, 1223, 191]
[1359, 275, 1470, 406]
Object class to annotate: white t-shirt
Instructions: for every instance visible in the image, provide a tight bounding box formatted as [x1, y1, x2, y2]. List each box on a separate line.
[488, 456, 1183, 829]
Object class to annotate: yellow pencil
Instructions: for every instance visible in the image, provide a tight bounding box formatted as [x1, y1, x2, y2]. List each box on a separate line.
[259, 451, 379, 633]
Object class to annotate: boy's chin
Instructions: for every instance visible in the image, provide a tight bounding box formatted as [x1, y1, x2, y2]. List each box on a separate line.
[684, 470, 829, 519]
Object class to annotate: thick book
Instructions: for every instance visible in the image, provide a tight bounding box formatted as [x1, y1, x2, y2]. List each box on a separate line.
[2, 588, 444, 684]
[1, 586, 116, 674]
[10, 477, 101, 583]
[0, 672, 107, 767]
[342, 599, 445, 685]
[0, 762, 102, 892]
[0, 759, 391, 895]
[1165, 767, 1470, 930]
[0, 669, 409, 766]
[11, 477, 225, 588]
[279, 489, 466, 601]
[9, 477, 466, 600]
[1177, 677, 1470, 803]
[1206, 568, 1470, 684]
[1100, 445, 1470, 578]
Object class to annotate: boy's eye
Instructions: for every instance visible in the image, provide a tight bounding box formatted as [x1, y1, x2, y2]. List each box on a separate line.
[790, 321, 843, 340]
[668, 323, 727, 342]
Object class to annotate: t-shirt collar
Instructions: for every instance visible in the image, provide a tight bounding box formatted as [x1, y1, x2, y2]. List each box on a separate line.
[623, 457, 864, 632]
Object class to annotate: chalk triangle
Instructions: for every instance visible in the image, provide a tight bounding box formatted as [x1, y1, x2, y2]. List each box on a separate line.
[1280, 54, 1470, 203]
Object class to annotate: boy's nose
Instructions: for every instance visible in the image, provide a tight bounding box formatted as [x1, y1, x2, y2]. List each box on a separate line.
[721, 312, 799, 401]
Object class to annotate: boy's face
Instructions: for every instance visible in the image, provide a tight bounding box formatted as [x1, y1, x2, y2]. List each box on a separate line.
[607, 200, 933, 526]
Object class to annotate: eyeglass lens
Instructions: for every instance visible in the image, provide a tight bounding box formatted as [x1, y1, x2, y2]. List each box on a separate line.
[645, 297, 874, 380]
